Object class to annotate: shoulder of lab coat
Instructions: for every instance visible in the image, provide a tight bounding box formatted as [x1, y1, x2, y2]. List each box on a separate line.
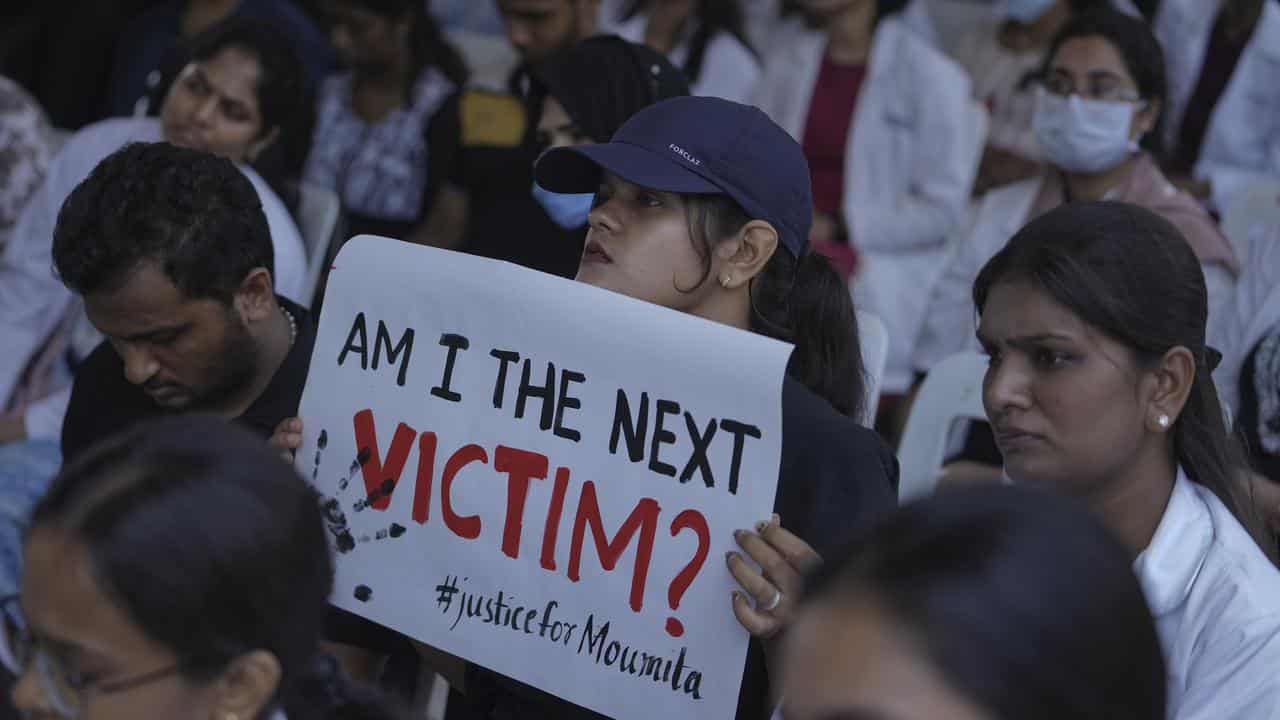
[689, 30, 761, 103]
[751, 18, 825, 135]
[1199, 2, 1280, 210]
[911, 177, 1040, 373]
[1135, 470, 1280, 720]
[846, 19, 978, 253]
[0, 117, 161, 406]
[237, 166, 308, 306]
[1211, 206, 1280, 413]
[605, 13, 761, 104]
[898, 0, 938, 48]
[1159, 0, 1280, 210]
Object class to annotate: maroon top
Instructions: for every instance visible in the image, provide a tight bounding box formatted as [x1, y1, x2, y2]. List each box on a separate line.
[801, 58, 868, 217]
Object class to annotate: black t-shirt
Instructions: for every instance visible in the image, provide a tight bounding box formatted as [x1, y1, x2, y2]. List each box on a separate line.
[453, 376, 899, 720]
[449, 87, 585, 279]
[61, 297, 316, 461]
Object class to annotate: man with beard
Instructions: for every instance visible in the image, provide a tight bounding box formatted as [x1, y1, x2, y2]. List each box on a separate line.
[54, 141, 314, 461]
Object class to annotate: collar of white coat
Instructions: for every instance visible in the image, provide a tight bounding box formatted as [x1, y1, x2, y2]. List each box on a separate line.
[1257, 0, 1280, 63]
[1132, 467, 1212, 617]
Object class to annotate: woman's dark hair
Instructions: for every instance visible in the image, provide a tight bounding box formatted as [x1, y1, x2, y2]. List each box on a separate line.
[620, 0, 756, 86]
[684, 195, 867, 420]
[149, 18, 316, 212]
[522, 35, 690, 144]
[28, 416, 399, 720]
[343, 0, 469, 89]
[1040, 7, 1168, 156]
[973, 201, 1268, 550]
[805, 485, 1167, 720]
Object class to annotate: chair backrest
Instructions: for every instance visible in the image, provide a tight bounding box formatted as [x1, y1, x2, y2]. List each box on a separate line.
[295, 183, 341, 308]
[897, 351, 989, 502]
[857, 310, 889, 427]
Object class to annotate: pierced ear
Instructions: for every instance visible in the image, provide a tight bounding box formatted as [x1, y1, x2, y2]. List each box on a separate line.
[235, 268, 277, 323]
[717, 221, 778, 290]
[214, 650, 281, 720]
[1147, 345, 1194, 432]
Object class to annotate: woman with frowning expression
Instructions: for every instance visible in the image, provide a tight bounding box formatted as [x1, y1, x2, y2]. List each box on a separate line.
[973, 200, 1280, 719]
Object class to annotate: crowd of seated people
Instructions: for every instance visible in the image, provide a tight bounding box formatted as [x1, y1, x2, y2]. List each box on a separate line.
[0, 1, 1277, 718]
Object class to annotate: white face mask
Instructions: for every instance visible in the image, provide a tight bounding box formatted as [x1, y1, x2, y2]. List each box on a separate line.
[997, 0, 1057, 24]
[1032, 88, 1142, 174]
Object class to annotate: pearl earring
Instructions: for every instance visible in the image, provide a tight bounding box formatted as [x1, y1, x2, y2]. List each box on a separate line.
[1157, 414, 1171, 429]
[719, 274, 732, 289]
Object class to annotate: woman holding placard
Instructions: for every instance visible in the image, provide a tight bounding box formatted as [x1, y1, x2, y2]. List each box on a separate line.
[273, 95, 898, 718]
[527, 94, 897, 719]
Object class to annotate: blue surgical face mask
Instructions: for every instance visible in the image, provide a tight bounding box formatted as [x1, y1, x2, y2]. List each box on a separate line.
[1033, 88, 1141, 174]
[998, 0, 1057, 24]
[532, 182, 594, 230]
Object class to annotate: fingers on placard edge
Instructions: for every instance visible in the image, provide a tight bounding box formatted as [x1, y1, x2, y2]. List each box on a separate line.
[727, 552, 774, 603]
[760, 523, 822, 573]
[732, 592, 778, 639]
[737, 531, 799, 590]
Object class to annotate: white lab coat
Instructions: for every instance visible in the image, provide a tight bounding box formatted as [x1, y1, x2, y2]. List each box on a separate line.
[1211, 194, 1280, 414]
[912, 170, 1237, 375]
[1155, 0, 1280, 211]
[603, 13, 761, 104]
[754, 16, 982, 393]
[1134, 468, 1280, 720]
[0, 117, 307, 439]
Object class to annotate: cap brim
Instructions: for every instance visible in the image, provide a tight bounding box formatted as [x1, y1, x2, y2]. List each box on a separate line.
[535, 141, 722, 196]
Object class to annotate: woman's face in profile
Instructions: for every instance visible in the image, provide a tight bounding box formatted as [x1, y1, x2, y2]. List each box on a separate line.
[160, 47, 269, 164]
[577, 172, 722, 313]
[976, 279, 1149, 495]
[780, 597, 993, 720]
[10, 527, 219, 720]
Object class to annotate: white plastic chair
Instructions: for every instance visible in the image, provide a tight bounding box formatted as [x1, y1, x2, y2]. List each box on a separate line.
[896, 351, 989, 502]
[857, 310, 889, 428]
[295, 183, 341, 308]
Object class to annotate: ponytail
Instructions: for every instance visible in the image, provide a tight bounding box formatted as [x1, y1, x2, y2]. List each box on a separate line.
[684, 194, 867, 419]
[752, 249, 866, 419]
[1176, 356, 1275, 557]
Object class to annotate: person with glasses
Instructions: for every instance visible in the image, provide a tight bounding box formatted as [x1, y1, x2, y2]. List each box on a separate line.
[1, 416, 399, 720]
[912, 9, 1241, 488]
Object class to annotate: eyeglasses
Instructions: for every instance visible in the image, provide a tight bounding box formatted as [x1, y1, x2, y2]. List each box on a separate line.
[1039, 74, 1143, 104]
[0, 594, 186, 718]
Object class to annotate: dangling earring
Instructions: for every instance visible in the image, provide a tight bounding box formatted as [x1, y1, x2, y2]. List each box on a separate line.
[1157, 414, 1171, 430]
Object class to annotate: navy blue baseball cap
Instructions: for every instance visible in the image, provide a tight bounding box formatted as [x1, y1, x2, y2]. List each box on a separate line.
[534, 96, 812, 258]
